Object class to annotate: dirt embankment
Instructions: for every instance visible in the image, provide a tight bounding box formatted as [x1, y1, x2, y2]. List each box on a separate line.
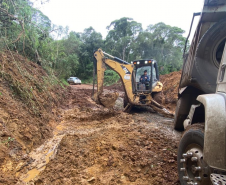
[159, 71, 181, 111]
[0, 51, 67, 184]
[105, 79, 124, 92]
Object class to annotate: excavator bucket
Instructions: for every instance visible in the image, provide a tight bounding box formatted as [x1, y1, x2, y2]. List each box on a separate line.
[98, 92, 119, 108]
[92, 92, 119, 108]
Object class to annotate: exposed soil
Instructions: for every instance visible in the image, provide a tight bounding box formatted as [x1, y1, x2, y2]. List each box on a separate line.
[0, 51, 67, 185]
[9, 85, 181, 185]
[0, 53, 182, 185]
[105, 79, 124, 92]
[160, 71, 182, 112]
[36, 127, 179, 185]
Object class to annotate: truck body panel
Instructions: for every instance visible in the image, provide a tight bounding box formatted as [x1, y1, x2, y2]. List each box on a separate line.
[198, 43, 226, 171]
[180, 1, 226, 94]
[197, 93, 226, 170]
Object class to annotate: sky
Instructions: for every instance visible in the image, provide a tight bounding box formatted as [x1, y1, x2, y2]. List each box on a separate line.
[34, 0, 204, 40]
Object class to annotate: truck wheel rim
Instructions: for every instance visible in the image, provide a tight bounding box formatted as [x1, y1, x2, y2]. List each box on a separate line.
[180, 144, 210, 185]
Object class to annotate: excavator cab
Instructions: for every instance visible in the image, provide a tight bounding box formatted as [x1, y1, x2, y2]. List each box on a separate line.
[132, 60, 159, 93]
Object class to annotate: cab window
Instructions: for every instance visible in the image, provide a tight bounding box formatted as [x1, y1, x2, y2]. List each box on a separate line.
[135, 66, 151, 82]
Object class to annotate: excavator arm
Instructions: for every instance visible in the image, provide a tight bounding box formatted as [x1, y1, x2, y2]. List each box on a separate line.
[93, 48, 134, 107]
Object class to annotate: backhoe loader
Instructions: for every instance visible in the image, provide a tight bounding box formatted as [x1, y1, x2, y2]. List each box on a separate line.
[92, 48, 173, 117]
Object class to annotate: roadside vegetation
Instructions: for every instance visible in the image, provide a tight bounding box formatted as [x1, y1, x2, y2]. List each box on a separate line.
[0, 0, 188, 85]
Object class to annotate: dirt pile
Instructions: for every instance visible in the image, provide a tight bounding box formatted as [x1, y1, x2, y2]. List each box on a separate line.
[64, 88, 98, 109]
[0, 51, 67, 184]
[105, 79, 124, 92]
[160, 71, 181, 111]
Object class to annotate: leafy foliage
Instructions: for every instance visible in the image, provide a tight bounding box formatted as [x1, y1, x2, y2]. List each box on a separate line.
[133, 22, 187, 74]
[104, 69, 120, 86]
[105, 17, 142, 61]
[0, 2, 188, 84]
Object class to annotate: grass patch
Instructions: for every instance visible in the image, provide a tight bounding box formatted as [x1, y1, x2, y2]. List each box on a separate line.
[61, 79, 69, 86]
[82, 78, 93, 84]
[1, 137, 14, 147]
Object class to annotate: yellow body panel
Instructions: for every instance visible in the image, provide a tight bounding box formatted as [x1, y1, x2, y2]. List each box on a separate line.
[105, 59, 135, 102]
[94, 49, 135, 103]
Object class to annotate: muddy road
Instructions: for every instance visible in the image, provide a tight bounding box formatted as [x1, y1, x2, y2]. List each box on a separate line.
[14, 84, 182, 185]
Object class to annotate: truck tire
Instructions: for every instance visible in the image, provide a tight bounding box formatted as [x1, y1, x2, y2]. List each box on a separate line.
[174, 96, 191, 131]
[177, 124, 210, 185]
[195, 18, 226, 92]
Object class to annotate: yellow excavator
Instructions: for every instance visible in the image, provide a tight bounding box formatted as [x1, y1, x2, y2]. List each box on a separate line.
[92, 48, 173, 117]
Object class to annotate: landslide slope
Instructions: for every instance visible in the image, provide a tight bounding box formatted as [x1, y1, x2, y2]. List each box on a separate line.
[0, 51, 66, 184]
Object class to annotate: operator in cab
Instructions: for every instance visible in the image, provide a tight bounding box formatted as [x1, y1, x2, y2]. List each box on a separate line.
[140, 70, 150, 84]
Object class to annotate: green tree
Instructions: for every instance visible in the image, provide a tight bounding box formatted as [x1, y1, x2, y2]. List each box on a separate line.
[78, 27, 103, 79]
[0, 0, 187, 82]
[54, 31, 80, 79]
[105, 17, 142, 61]
[134, 22, 186, 74]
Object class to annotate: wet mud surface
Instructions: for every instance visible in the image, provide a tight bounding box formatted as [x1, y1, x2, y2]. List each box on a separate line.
[1, 84, 182, 184]
[20, 85, 181, 185]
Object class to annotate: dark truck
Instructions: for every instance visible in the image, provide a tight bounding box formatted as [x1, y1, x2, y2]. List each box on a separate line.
[175, 0, 226, 184]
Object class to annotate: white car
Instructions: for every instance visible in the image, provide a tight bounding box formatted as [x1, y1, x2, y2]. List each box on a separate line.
[67, 77, 82, 85]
